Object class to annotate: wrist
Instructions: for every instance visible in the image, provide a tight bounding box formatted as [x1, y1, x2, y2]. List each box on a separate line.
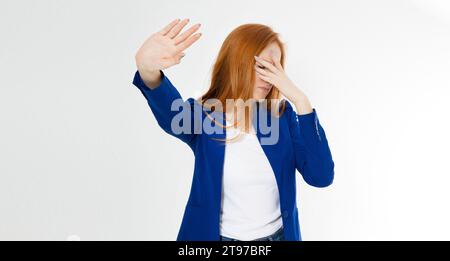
[139, 69, 162, 89]
[293, 96, 313, 115]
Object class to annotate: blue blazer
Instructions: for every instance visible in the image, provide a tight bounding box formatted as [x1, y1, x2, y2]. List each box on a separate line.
[132, 70, 335, 241]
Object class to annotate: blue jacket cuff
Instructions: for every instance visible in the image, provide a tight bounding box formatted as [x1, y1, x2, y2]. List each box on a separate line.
[296, 108, 322, 141]
[132, 70, 171, 101]
[296, 108, 316, 124]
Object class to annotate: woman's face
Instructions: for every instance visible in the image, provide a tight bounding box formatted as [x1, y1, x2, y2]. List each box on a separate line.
[253, 42, 282, 100]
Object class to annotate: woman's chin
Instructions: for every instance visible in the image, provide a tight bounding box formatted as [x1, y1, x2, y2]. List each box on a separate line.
[253, 95, 267, 100]
[253, 91, 269, 100]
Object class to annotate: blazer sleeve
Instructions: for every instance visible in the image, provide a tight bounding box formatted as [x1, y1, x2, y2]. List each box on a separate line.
[132, 70, 198, 150]
[285, 100, 335, 187]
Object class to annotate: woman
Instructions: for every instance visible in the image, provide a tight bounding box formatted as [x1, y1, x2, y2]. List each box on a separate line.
[132, 18, 334, 241]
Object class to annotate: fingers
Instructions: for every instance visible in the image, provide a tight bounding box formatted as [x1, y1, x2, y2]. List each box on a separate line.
[256, 73, 273, 85]
[255, 67, 275, 85]
[166, 18, 190, 39]
[160, 52, 185, 68]
[174, 23, 201, 45]
[158, 19, 180, 35]
[175, 33, 202, 53]
[254, 64, 275, 78]
[254, 56, 278, 74]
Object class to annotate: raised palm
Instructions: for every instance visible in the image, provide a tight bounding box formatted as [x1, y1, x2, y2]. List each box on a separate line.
[135, 18, 202, 73]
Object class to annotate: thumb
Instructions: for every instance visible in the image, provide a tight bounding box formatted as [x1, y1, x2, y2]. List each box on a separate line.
[175, 52, 186, 63]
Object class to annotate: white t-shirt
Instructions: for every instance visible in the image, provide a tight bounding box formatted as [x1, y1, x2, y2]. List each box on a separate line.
[219, 123, 283, 240]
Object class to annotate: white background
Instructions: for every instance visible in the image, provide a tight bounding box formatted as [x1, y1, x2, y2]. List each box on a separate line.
[1, 0, 450, 240]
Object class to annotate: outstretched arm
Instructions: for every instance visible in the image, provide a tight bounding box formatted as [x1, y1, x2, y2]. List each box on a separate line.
[132, 18, 203, 149]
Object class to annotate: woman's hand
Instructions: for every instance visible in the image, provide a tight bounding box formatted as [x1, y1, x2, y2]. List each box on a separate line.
[135, 18, 202, 88]
[254, 52, 313, 115]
